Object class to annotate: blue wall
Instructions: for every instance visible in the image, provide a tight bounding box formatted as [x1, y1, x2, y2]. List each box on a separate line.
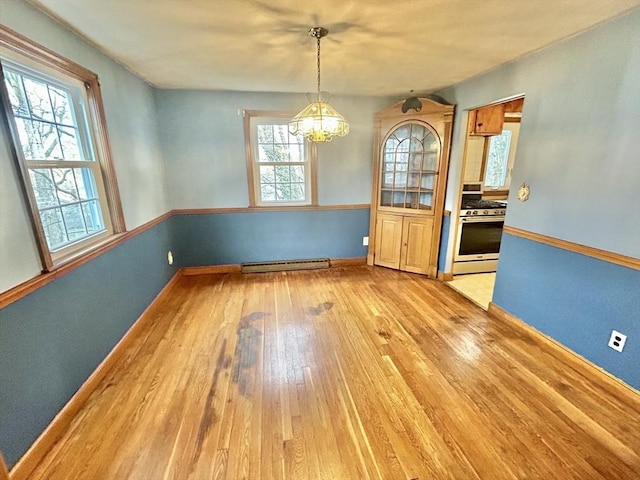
[0, 218, 177, 467]
[435, 9, 640, 390]
[173, 209, 370, 266]
[438, 215, 451, 273]
[0, 207, 370, 468]
[438, 8, 640, 268]
[493, 234, 640, 390]
[155, 90, 391, 209]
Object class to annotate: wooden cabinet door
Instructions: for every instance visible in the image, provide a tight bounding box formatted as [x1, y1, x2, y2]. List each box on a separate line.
[374, 213, 402, 269]
[400, 216, 434, 274]
[471, 104, 504, 136]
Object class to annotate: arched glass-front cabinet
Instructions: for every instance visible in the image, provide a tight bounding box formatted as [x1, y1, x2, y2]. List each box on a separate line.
[368, 98, 454, 277]
[379, 122, 440, 211]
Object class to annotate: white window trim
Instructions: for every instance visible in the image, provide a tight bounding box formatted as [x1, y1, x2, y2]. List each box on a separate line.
[0, 25, 125, 271]
[243, 110, 318, 208]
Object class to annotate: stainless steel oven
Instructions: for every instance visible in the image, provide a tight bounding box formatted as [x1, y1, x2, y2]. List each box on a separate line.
[453, 185, 507, 274]
[455, 215, 505, 259]
[453, 209, 505, 274]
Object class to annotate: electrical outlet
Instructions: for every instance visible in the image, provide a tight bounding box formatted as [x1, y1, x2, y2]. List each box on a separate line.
[362, 236, 369, 246]
[167, 251, 174, 266]
[608, 330, 627, 353]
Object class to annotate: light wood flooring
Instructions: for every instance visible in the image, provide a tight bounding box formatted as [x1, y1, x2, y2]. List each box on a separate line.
[30, 266, 640, 479]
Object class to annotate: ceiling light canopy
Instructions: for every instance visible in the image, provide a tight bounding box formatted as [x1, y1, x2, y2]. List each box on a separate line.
[289, 27, 349, 143]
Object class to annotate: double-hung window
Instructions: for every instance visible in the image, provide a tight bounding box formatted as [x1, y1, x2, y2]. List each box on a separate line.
[483, 129, 512, 189]
[483, 121, 520, 191]
[243, 111, 317, 207]
[0, 27, 123, 270]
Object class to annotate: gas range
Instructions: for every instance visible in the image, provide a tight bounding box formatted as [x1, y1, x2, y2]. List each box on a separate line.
[460, 199, 507, 217]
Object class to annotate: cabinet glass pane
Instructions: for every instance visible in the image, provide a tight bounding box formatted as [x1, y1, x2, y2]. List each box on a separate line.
[408, 173, 420, 188]
[419, 193, 433, 210]
[392, 191, 406, 207]
[421, 174, 435, 189]
[422, 153, 437, 171]
[380, 122, 441, 211]
[409, 153, 422, 171]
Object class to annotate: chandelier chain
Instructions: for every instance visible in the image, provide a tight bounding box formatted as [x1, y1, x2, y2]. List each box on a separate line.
[316, 34, 321, 100]
[288, 26, 349, 142]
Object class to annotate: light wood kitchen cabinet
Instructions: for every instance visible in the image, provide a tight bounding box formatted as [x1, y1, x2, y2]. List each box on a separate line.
[469, 103, 504, 136]
[374, 213, 434, 274]
[368, 97, 454, 277]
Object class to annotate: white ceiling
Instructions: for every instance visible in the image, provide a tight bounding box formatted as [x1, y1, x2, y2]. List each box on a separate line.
[26, 0, 640, 96]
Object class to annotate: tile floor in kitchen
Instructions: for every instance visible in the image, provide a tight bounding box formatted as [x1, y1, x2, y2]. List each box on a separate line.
[447, 273, 496, 310]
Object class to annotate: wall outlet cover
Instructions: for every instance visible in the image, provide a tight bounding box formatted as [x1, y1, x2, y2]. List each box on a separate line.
[608, 330, 627, 353]
[363, 236, 369, 246]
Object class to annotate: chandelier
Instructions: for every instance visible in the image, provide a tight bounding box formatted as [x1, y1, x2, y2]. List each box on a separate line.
[289, 27, 349, 142]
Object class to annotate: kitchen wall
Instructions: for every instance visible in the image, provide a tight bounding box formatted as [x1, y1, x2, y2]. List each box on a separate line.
[437, 8, 640, 389]
[462, 136, 485, 183]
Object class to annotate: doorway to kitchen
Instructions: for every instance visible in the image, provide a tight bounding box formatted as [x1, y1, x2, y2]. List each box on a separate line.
[447, 96, 524, 309]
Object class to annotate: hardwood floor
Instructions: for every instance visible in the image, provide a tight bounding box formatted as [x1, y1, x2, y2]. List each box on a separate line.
[29, 266, 639, 479]
[1, 453, 9, 480]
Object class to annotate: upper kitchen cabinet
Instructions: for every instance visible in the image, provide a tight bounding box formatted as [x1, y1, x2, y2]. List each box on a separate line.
[368, 97, 454, 277]
[469, 98, 524, 137]
[469, 103, 505, 136]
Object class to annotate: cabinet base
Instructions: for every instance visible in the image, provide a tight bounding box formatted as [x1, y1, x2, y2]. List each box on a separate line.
[452, 259, 498, 275]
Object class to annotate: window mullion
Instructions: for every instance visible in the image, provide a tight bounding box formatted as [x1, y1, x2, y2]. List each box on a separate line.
[18, 73, 33, 121]
[44, 82, 66, 160]
[71, 87, 92, 161]
[25, 159, 93, 169]
[69, 169, 89, 235]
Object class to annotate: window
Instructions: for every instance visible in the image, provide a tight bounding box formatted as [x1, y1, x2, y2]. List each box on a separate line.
[243, 111, 317, 206]
[483, 129, 512, 188]
[0, 26, 124, 270]
[483, 122, 519, 190]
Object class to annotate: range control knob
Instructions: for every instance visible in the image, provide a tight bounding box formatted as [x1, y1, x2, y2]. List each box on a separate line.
[483, 210, 489, 215]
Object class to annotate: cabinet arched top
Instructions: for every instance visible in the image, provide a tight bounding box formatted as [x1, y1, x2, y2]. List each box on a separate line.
[374, 96, 455, 122]
[380, 120, 442, 154]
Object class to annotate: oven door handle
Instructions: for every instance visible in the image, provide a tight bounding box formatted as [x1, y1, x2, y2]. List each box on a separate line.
[460, 216, 505, 223]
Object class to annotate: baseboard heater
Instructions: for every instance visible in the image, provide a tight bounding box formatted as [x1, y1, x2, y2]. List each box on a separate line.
[241, 258, 330, 273]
